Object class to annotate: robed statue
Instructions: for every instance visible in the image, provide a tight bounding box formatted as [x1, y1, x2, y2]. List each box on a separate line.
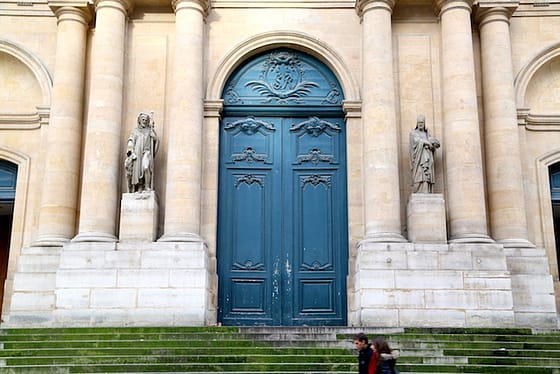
[125, 111, 159, 193]
[409, 114, 440, 193]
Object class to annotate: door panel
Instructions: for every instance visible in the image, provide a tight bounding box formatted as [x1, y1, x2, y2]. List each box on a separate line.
[286, 116, 345, 325]
[290, 171, 340, 325]
[218, 115, 347, 326]
[218, 117, 280, 326]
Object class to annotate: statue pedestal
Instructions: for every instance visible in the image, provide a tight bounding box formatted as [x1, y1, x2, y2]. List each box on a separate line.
[119, 191, 158, 241]
[407, 193, 447, 243]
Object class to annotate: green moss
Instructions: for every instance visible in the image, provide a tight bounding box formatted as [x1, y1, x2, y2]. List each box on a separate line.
[402, 327, 534, 335]
[1, 327, 560, 373]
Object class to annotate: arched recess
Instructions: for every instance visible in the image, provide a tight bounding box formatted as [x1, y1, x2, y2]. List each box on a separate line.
[515, 42, 560, 130]
[515, 42, 560, 108]
[0, 38, 52, 129]
[0, 147, 31, 317]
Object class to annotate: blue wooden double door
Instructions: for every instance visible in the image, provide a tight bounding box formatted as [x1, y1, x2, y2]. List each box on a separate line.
[217, 49, 348, 326]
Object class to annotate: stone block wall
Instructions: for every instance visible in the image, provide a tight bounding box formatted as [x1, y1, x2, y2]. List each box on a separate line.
[351, 242, 557, 328]
[5, 241, 214, 327]
[505, 247, 558, 327]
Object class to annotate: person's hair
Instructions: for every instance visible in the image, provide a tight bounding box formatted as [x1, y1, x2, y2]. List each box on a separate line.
[372, 336, 392, 354]
[353, 332, 369, 344]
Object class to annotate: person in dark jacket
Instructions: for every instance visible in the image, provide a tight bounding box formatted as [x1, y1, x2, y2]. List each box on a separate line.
[354, 333, 375, 374]
[371, 336, 399, 374]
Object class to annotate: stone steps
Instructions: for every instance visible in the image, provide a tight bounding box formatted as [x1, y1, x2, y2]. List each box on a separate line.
[0, 326, 559, 373]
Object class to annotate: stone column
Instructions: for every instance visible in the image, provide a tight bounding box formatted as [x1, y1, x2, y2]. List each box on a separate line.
[32, 4, 91, 246]
[356, 0, 406, 243]
[73, 0, 131, 242]
[159, 0, 208, 242]
[437, 0, 492, 242]
[476, 5, 534, 248]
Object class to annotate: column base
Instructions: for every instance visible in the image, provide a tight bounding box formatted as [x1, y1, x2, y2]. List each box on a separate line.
[497, 238, 536, 248]
[358, 232, 408, 245]
[72, 232, 118, 243]
[31, 234, 70, 247]
[158, 232, 204, 243]
[448, 234, 494, 244]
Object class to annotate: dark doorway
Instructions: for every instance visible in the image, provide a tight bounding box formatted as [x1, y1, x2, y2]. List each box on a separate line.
[549, 163, 560, 275]
[0, 160, 17, 318]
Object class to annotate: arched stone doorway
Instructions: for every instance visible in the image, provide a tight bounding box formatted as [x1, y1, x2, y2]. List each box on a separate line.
[216, 48, 348, 326]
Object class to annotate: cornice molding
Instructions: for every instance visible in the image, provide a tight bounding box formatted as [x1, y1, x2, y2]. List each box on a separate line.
[204, 99, 224, 118]
[518, 110, 560, 131]
[0, 106, 50, 130]
[342, 100, 362, 119]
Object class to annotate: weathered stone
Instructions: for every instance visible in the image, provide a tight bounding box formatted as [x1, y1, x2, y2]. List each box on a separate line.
[407, 193, 446, 243]
[119, 191, 159, 242]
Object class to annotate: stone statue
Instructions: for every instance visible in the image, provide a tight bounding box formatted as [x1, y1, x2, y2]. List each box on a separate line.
[125, 111, 159, 193]
[409, 114, 440, 193]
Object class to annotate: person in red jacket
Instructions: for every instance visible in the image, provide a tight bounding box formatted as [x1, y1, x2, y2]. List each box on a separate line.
[354, 333, 376, 374]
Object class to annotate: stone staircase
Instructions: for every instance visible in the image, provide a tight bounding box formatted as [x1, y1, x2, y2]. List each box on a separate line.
[0, 326, 559, 373]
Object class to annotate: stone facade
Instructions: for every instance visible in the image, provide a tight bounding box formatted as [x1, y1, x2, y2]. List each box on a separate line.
[0, 0, 559, 328]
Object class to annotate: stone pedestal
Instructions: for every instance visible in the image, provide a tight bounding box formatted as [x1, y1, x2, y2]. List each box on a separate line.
[407, 193, 447, 243]
[119, 192, 158, 242]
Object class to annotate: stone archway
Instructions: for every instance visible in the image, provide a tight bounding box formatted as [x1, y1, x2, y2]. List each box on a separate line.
[203, 31, 361, 325]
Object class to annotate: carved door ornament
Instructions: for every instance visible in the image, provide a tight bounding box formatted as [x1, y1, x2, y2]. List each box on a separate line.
[289, 116, 341, 137]
[224, 116, 276, 134]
